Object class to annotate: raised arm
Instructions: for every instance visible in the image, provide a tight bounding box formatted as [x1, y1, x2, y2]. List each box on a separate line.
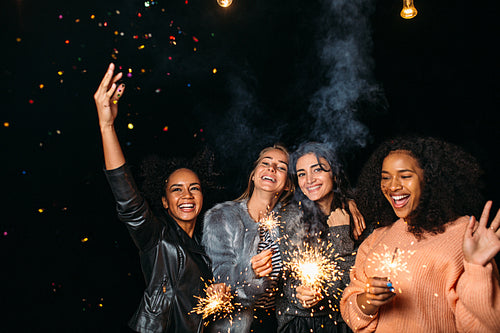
[94, 63, 126, 170]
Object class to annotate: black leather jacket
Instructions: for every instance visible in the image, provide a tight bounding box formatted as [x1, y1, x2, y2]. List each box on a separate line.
[105, 164, 212, 333]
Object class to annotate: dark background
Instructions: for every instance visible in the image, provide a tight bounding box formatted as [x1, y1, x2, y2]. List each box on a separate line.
[1, 0, 498, 331]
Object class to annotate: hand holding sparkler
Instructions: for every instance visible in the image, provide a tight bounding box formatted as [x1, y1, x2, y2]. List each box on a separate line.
[296, 284, 323, 308]
[191, 282, 237, 325]
[356, 276, 396, 316]
[251, 249, 273, 278]
[463, 201, 500, 266]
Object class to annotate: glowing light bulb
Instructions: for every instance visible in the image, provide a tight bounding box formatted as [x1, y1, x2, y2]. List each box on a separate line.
[217, 0, 233, 8]
[401, 0, 418, 19]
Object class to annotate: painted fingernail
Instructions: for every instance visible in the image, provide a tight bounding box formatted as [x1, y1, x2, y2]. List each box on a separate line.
[390, 288, 395, 292]
[387, 282, 393, 287]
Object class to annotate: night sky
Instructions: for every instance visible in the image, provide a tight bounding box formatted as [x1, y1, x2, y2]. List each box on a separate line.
[1, 0, 498, 331]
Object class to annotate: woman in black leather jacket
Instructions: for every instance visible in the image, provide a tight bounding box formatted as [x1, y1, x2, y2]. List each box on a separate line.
[94, 63, 212, 332]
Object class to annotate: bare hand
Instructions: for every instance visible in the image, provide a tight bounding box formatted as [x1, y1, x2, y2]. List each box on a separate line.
[251, 249, 273, 277]
[356, 276, 396, 315]
[206, 283, 232, 302]
[94, 63, 125, 127]
[296, 284, 322, 308]
[327, 208, 350, 227]
[463, 201, 500, 266]
[348, 200, 366, 240]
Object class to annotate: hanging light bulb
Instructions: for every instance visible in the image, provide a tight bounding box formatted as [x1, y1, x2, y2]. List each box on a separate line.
[400, 0, 418, 19]
[217, 0, 233, 7]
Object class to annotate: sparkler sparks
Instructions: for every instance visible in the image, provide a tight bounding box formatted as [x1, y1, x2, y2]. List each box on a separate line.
[284, 243, 340, 292]
[190, 282, 239, 325]
[369, 245, 415, 279]
[259, 211, 280, 238]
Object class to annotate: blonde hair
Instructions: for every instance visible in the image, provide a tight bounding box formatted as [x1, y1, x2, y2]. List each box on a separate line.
[236, 144, 294, 204]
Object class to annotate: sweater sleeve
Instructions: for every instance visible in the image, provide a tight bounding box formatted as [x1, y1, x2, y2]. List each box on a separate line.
[453, 260, 500, 332]
[340, 232, 379, 332]
[202, 204, 270, 307]
[323, 225, 356, 310]
[104, 164, 161, 252]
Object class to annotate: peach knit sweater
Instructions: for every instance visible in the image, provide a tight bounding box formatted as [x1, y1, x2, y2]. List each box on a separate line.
[340, 216, 500, 332]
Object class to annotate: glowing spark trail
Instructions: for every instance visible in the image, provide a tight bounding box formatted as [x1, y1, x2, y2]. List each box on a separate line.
[284, 243, 340, 292]
[369, 245, 415, 279]
[190, 282, 240, 325]
[259, 211, 280, 238]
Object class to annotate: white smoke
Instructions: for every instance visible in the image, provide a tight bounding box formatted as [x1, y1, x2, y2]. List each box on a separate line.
[308, 0, 386, 151]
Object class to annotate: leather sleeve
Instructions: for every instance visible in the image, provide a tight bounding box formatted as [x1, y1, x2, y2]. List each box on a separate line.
[104, 164, 161, 252]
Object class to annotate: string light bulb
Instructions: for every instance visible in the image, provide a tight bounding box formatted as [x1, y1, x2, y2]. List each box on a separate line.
[400, 0, 418, 19]
[400, 0, 418, 20]
[217, 0, 233, 8]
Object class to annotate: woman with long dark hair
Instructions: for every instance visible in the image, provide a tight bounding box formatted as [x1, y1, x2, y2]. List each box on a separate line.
[276, 142, 365, 333]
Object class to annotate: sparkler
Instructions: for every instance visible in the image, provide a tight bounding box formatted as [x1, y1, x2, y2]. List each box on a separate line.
[284, 243, 340, 292]
[259, 211, 280, 239]
[369, 244, 415, 279]
[190, 282, 239, 325]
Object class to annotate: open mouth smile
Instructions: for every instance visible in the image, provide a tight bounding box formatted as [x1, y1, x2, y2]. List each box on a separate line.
[179, 203, 195, 210]
[391, 194, 410, 208]
[262, 175, 276, 183]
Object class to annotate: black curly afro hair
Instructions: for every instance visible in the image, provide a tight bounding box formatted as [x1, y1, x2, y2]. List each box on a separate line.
[136, 146, 222, 216]
[354, 136, 484, 238]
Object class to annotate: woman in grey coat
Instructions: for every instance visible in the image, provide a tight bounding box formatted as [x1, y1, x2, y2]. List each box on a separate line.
[202, 144, 293, 332]
[276, 142, 365, 333]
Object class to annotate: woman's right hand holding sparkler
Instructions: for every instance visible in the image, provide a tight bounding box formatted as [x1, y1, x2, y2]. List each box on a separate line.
[251, 249, 273, 278]
[296, 285, 323, 308]
[206, 283, 232, 301]
[356, 277, 396, 315]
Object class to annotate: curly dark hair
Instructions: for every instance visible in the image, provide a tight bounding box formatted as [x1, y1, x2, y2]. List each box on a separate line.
[354, 136, 484, 238]
[288, 142, 355, 240]
[137, 146, 222, 216]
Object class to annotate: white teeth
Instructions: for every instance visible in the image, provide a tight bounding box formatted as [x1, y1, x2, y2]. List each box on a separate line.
[392, 195, 409, 201]
[179, 204, 194, 209]
[307, 185, 321, 191]
[262, 176, 276, 183]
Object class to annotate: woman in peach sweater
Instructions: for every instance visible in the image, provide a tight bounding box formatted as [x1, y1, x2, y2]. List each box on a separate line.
[340, 137, 500, 332]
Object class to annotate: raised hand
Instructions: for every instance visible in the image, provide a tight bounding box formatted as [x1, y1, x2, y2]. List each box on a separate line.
[94, 63, 126, 170]
[463, 201, 500, 266]
[94, 63, 124, 127]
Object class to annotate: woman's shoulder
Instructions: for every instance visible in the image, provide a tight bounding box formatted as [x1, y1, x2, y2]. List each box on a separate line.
[204, 200, 245, 225]
[279, 202, 302, 218]
[442, 215, 469, 237]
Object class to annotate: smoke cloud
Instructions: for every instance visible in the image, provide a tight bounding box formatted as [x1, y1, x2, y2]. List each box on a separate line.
[307, 0, 386, 152]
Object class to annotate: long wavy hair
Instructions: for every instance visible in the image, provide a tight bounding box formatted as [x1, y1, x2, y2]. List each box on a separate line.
[289, 142, 355, 240]
[236, 144, 294, 205]
[354, 136, 484, 238]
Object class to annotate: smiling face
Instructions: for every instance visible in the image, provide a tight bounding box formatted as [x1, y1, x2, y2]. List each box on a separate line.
[380, 150, 424, 221]
[162, 168, 203, 227]
[296, 153, 334, 214]
[251, 148, 289, 195]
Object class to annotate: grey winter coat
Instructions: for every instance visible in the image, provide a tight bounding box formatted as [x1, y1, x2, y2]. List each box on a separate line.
[276, 203, 356, 331]
[202, 200, 279, 332]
